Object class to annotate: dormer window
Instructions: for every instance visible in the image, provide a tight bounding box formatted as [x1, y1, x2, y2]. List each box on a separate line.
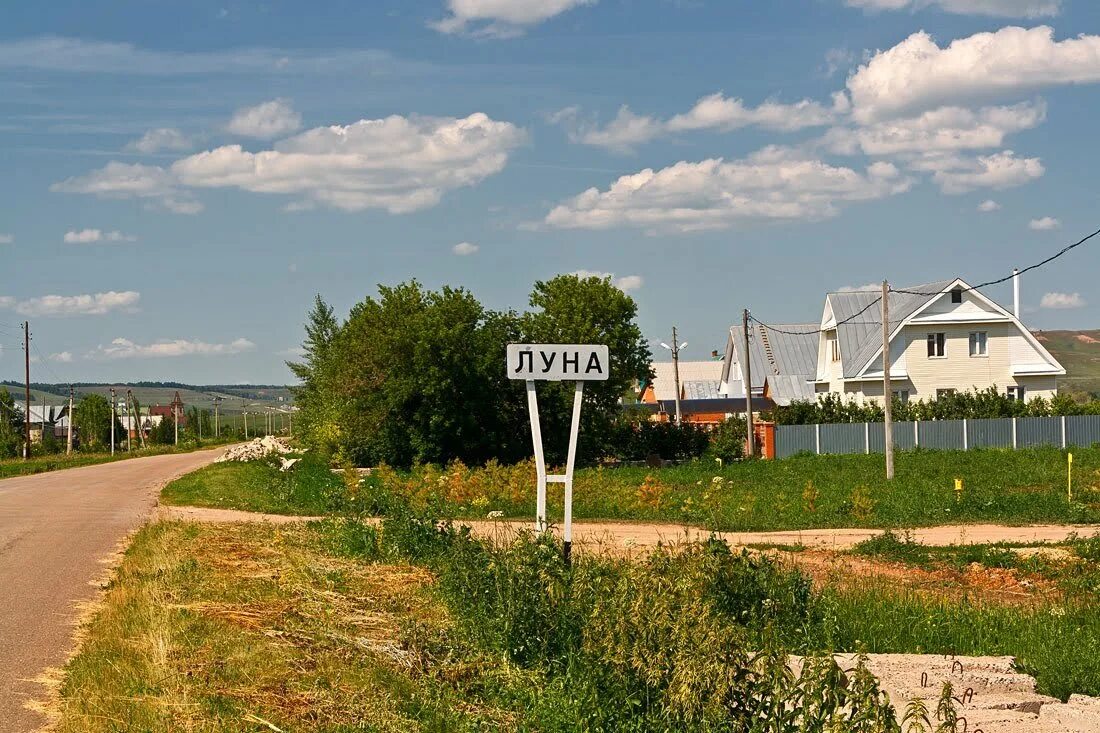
[951, 287, 963, 304]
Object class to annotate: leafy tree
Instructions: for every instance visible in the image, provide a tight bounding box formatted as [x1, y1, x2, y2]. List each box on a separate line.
[72, 393, 120, 450]
[521, 274, 652, 462]
[0, 388, 23, 458]
[287, 295, 344, 455]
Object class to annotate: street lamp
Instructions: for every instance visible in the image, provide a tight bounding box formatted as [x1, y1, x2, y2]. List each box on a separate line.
[659, 328, 687, 426]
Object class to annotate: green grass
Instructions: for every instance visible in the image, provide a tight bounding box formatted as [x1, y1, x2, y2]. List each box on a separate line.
[0, 438, 238, 480]
[159, 455, 348, 515]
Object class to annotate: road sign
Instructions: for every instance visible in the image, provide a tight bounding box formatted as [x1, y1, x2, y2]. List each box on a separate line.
[507, 344, 610, 381]
[509, 343, 608, 565]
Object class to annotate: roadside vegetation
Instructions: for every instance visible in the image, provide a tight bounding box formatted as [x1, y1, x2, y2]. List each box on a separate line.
[0, 437, 239, 480]
[165, 444, 1100, 530]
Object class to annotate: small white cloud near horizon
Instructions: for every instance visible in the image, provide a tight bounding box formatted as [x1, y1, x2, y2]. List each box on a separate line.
[1040, 292, 1085, 309]
[89, 337, 256, 359]
[278, 346, 308, 358]
[1029, 216, 1061, 230]
[49, 351, 73, 363]
[844, 0, 1060, 18]
[838, 283, 881, 293]
[126, 128, 195, 154]
[977, 199, 1001, 212]
[452, 241, 479, 256]
[571, 269, 644, 292]
[0, 233, 12, 244]
[0, 291, 140, 317]
[226, 98, 302, 139]
[63, 228, 137, 244]
[430, 0, 595, 38]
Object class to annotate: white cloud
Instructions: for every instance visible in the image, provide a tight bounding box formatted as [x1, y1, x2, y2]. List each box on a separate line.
[844, 0, 1060, 18]
[453, 241, 479, 255]
[561, 93, 836, 152]
[173, 112, 525, 213]
[431, 0, 595, 38]
[90, 336, 256, 359]
[50, 161, 203, 214]
[1029, 216, 1060, 230]
[49, 351, 73, 363]
[838, 283, 881, 292]
[1040, 291, 1085, 309]
[977, 199, 1002, 211]
[920, 150, 1043, 194]
[544, 148, 912, 233]
[226, 98, 302, 139]
[823, 101, 1045, 156]
[278, 346, 308, 358]
[63, 228, 137, 244]
[571, 269, 644, 292]
[847, 26, 1100, 123]
[0, 291, 141, 317]
[126, 128, 194, 154]
[0, 233, 12, 244]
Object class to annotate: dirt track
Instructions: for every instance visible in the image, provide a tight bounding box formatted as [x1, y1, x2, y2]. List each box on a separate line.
[0, 448, 227, 733]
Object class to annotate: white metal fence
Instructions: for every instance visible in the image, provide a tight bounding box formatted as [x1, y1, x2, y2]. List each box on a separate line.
[775, 415, 1100, 459]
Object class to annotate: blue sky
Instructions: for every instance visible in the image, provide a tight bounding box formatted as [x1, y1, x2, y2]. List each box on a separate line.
[2, 0, 1099, 384]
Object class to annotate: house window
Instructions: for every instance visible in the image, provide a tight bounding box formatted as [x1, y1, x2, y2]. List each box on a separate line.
[937, 388, 957, 400]
[892, 389, 910, 404]
[927, 332, 946, 357]
[829, 339, 840, 362]
[1007, 386, 1026, 402]
[969, 331, 988, 357]
[951, 287, 963, 304]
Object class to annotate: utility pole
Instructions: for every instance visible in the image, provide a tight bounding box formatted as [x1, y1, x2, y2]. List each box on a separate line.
[213, 397, 221, 438]
[660, 329, 687, 426]
[288, 411, 292, 437]
[23, 321, 30, 460]
[882, 280, 894, 480]
[742, 309, 755, 458]
[174, 404, 179, 445]
[110, 388, 116, 455]
[66, 385, 74, 455]
[244, 411, 249, 439]
[130, 391, 146, 449]
[125, 392, 132, 452]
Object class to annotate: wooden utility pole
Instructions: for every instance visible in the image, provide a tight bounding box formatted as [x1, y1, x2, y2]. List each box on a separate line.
[22, 322, 30, 459]
[882, 280, 894, 480]
[244, 411, 249, 438]
[66, 385, 74, 454]
[671, 327, 682, 426]
[110, 388, 116, 455]
[213, 397, 221, 438]
[130, 391, 146, 449]
[743, 309, 755, 458]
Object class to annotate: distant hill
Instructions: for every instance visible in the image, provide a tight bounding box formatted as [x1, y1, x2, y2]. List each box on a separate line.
[1034, 329, 1100, 396]
[0, 382, 294, 414]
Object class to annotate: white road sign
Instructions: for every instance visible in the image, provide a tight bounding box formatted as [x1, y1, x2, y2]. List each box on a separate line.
[507, 344, 610, 381]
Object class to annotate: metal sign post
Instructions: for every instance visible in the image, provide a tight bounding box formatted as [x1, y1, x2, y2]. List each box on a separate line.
[508, 344, 609, 565]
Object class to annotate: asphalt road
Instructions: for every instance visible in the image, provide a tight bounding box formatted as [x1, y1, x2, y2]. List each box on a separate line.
[0, 448, 226, 733]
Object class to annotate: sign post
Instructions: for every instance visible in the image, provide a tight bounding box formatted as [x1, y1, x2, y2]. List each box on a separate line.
[507, 343, 609, 565]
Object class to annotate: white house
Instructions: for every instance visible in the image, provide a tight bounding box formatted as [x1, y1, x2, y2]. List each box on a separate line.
[813, 278, 1064, 405]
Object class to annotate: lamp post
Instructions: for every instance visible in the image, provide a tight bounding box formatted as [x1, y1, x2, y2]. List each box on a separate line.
[659, 328, 687, 426]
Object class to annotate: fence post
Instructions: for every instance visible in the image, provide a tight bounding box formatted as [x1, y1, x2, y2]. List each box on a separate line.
[1012, 417, 1017, 449]
[962, 418, 968, 451]
[865, 422, 870, 454]
[1062, 415, 1067, 449]
[815, 423, 821, 455]
[914, 421, 920, 448]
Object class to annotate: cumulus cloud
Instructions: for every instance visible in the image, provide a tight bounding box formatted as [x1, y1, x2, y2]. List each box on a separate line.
[1040, 292, 1085, 309]
[571, 270, 644, 292]
[917, 150, 1043, 194]
[844, 0, 1060, 18]
[544, 148, 912, 233]
[63, 228, 137, 244]
[846, 26, 1100, 123]
[838, 283, 881, 292]
[173, 112, 525, 213]
[90, 336, 256, 359]
[822, 101, 1045, 156]
[1029, 216, 1060, 230]
[0, 291, 141, 317]
[430, 0, 595, 38]
[977, 199, 1002, 211]
[226, 98, 302, 139]
[50, 161, 202, 214]
[126, 127, 194, 154]
[452, 241, 479, 255]
[0, 233, 12, 244]
[559, 93, 837, 152]
[50, 351, 73, 363]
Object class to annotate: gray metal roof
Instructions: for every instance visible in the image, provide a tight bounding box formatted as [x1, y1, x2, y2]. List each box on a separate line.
[829, 280, 954, 378]
[730, 323, 818, 388]
[683, 380, 722, 400]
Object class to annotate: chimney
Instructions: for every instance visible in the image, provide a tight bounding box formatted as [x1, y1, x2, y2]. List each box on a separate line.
[1012, 268, 1020, 319]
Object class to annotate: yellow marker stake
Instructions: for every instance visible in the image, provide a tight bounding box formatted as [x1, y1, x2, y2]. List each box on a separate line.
[1068, 453, 1074, 503]
[954, 478, 963, 503]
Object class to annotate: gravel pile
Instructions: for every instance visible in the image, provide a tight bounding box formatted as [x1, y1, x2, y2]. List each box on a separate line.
[216, 436, 294, 463]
